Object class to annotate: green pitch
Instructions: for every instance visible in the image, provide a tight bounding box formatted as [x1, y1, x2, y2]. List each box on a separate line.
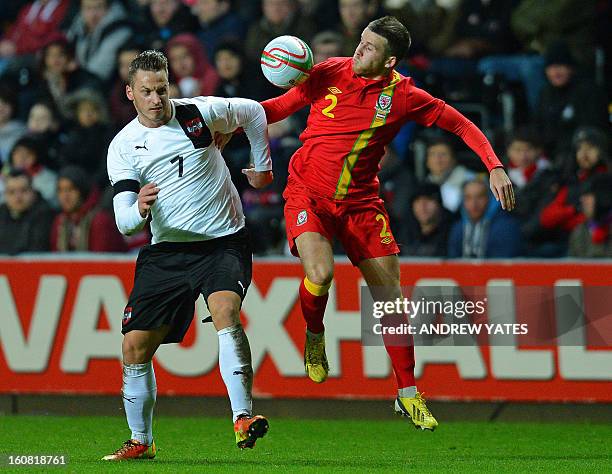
[0, 416, 610, 473]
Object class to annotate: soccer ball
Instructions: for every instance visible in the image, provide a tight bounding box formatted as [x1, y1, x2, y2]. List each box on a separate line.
[260, 35, 314, 89]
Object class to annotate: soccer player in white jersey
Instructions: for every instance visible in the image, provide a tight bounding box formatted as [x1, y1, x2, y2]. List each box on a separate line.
[103, 50, 272, 461]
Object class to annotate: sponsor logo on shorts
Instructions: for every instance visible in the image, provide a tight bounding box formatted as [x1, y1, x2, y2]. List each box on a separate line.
[122, 306, 132, 326]
[381, 236, 393, 245]
[297, 210, 308, 226]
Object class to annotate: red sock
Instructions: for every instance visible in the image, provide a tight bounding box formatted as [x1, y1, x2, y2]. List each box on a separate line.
[380, 312, 416, 389]
[299, 278, 329, 334]
[384, 343, 416, 389]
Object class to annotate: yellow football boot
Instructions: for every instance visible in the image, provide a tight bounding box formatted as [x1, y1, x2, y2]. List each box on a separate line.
[395, 392, 439, 431]
[304, 331, 328, 383]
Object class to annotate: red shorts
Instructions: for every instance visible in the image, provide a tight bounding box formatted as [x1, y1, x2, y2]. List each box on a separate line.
[283, 182, 400, 266]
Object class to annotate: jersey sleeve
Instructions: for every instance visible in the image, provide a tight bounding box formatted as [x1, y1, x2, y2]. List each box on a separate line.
[204, 97, 272, 172]
[107, 139, 140, 187]
[260, 58, 334, 123]
[107, 138, 146, 234]
[403, 82, 446, 127]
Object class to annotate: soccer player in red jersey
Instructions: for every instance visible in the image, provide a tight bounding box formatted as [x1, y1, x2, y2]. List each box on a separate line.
[260, 16, 515, 430]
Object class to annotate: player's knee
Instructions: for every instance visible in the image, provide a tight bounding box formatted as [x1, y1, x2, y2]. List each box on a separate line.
[122, 336, 152, 364]
[306, 265, 334, 287]
[210, 301, 240, 328]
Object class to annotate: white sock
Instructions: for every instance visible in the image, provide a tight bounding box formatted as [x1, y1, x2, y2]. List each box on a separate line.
[218, 325, 253, 422]
[398, 386, 417, 398]
[122, 361, 156, 445]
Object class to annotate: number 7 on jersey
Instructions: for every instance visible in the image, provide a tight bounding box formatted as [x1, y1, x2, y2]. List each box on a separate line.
[170, 155, 184, 177]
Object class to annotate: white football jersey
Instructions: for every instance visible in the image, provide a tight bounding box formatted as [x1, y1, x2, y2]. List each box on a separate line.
[107, 96, 271, 244]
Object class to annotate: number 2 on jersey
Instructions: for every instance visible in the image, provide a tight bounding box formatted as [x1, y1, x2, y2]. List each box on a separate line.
[322, 94, 337, 118]
[170, 155, 184, 177]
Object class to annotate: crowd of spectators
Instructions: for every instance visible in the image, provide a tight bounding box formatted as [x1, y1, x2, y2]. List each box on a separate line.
[0, 0, 610, 258]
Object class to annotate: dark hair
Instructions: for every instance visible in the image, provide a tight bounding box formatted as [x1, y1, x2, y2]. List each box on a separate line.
[410, 182, 442, 206]
[312, 30, 344, 50]
[10, 136, 47, 166]
[0, 84, 18, 118]
[507, 126, 541, 149]
[117, 41, 143, 63]
[58, 165, 91, 199]
[427, 136, 455, 156]
[128, 50, 168, 86]
[6, 169, 32, 186]
[367, 16, 411, 60]
[582, 173, 612, 221]
[214, 39, 245, 60]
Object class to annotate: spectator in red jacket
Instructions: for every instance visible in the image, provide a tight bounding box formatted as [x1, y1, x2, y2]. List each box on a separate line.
[539, 127, 608, 234]
[0, 0, 71, 71]
[51, 165, 127, 252]
[166, 33, 219, 98]
[527, 127, 609, 257]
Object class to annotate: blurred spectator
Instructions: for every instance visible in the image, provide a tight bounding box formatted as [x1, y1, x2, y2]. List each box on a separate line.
[244, 0, 316, 63]
[109, 43, 141, 128]
[528, 127, 609, 257]
[505, 127, 558, 242]
[212, 41, 259, 191]
[0, 0, 71, 72]
[167, 33, 219, 97]
[25, 35, 102, 120]
[0, 170, 55, 254]
[398, 182, 452, 257]
[337, 0, 374, 57]
[66, 0, 133, 82]
[296, 0, 339, 31]
[192, 0, 245, 60]
[8, 136, 58, 206]
[535, 41, 608, 161]
[437, 0, 517, 60]
[137, 0, 198, 51]
[569, 173, 612, 258]
[0, 86, 27, 165]
[213, 40, 260, 99]
[505, 126, 550, 190]
[311, 30, 344, 64]
[51, 165, 127, 252]
[382, 0, 451, 58]
[448, 178, 522, 258]
[424, 137, 474, 213]
[60, 89, 114, 186]
[511, 0, 597, 68]
[26, 100, 64, 170]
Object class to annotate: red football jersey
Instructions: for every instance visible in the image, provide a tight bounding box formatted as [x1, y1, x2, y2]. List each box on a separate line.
[263, 57, 445, 201]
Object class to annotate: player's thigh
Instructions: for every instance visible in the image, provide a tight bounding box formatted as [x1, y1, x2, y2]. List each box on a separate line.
[207, 290, 242, 331]
[295, 231, 335, 285]
[358, 255, 402, 301]
[337, 200, 400, 266]
[122, 325, 172, 364]
[199, 229, 252, 318]
[284, 190, 335, 263]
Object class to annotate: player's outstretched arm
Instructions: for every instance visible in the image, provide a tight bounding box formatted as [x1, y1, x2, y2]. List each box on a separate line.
[434, 104, 515, 211]
[212, 98, 272, 170]
[260, 87, 310, 124]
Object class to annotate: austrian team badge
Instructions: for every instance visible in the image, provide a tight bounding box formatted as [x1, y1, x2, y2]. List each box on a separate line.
[185, 118, 204, 137]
